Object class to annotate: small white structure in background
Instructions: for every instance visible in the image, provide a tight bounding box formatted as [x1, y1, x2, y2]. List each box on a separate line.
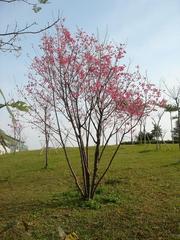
[0, 142, 28, 155]
[0, 145, 10, 155]
[9, 142, 28, 153]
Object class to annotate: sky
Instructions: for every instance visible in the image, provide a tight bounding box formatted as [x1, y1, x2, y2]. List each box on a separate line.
[0, 0, 180, 149]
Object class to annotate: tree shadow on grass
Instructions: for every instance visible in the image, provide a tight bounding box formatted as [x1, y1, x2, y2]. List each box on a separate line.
[104, 178, 129, 186]
[162, 159, 180, 168]
[138, 149, 153, 153]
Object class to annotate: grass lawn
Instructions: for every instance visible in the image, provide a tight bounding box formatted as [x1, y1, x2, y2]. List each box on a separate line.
[0, 144, 179, 239]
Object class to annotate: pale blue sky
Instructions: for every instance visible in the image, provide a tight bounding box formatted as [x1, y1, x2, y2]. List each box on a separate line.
[0, 0, 180, 148]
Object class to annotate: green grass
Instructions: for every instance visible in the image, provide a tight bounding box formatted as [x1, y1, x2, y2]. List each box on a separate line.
[0, 144, 179, 239]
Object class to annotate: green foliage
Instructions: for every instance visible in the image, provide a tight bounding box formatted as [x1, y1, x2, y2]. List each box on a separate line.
[32, 0, 49, 13]
[80, 199, 101, 210]
[0, 129, 18, 144]
[8, 101, 29, 112]
[164, 104, 178, 112]
[136, 124, 163, 144]
[173, 120, 180, 142]
[32, 5, 42, 13]
[151, 123, 163, 139]
[0, 89, 29, 112]
[97, 187, 121, 204]
[39, 0, 48, 4]
[0, 88, 29, 151]
[51, 188, 120, 210]
[136, 131, 153, 143]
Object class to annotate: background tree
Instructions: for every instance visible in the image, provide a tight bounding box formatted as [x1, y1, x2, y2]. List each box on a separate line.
[164, 82, 180, 149]
[151, 123, 163, 149]
[136, 131, 153, 144]
[27, 22, 165, 200]
[141, 116, 148, 144]
[164, 104, 178, 143]
[151, 108, 164, 150]
[137, 119, 143, 144]
[18, 85, 55, 168]
[173, 119, 180, 143]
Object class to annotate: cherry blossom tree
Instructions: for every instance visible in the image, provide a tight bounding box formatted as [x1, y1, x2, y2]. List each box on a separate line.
[27, 21, 165, 199]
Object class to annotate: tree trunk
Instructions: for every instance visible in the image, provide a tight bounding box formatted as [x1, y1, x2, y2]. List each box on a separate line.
[170, 112, 174, 144]
[44, 106, 48, 169]
[178, 108, 180, 150]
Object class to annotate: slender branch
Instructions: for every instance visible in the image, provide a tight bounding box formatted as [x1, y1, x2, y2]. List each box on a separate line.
[0, 18, 60, 37]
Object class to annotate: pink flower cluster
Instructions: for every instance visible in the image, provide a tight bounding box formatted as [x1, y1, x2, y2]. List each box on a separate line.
[27, 21, 165, 125]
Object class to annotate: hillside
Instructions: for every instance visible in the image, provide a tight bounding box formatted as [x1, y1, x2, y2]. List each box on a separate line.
[0, 145, 179, 239]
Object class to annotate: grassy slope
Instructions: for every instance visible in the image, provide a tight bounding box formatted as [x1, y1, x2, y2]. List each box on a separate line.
[0, 144, 179, 240]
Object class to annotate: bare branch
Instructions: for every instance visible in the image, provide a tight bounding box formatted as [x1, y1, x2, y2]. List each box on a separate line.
[0, 18, 60, 37]
[0, 0, 60, 52]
